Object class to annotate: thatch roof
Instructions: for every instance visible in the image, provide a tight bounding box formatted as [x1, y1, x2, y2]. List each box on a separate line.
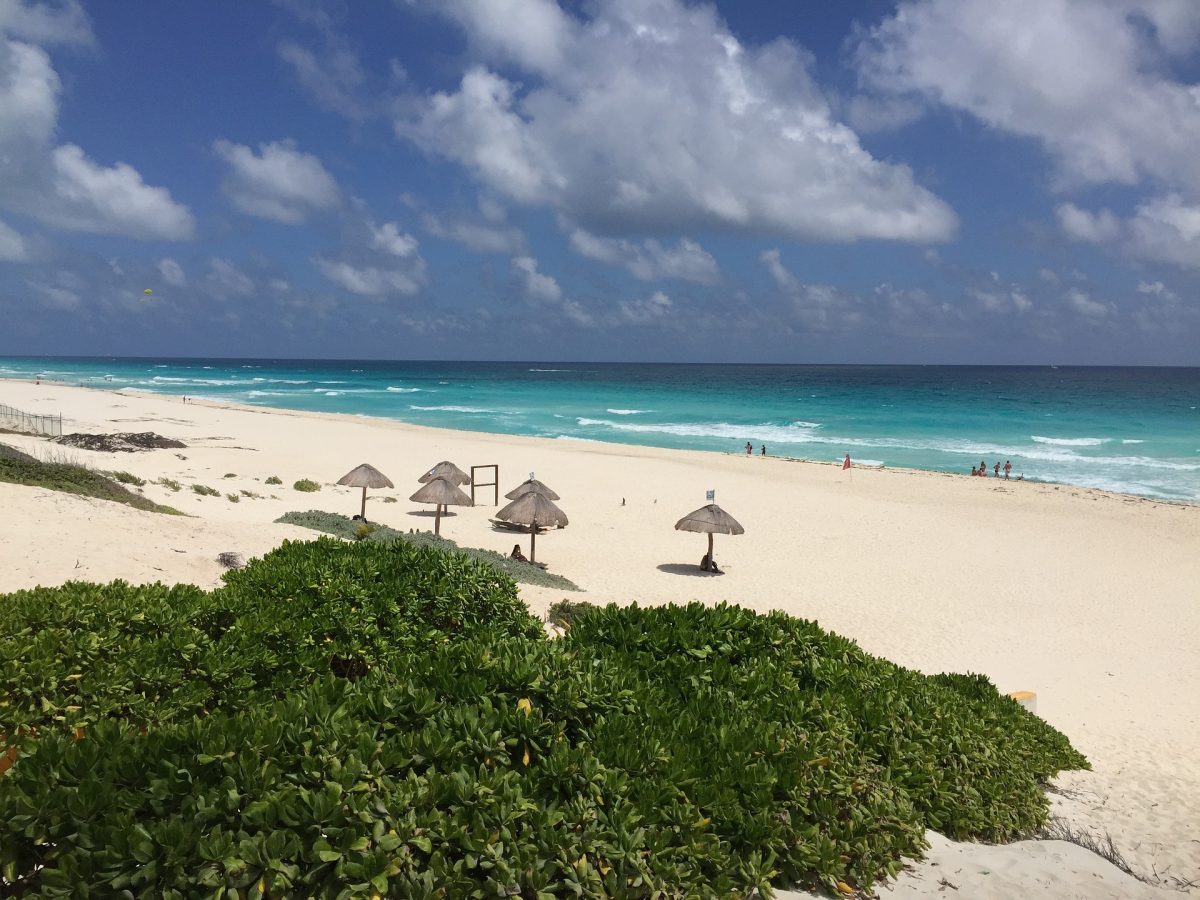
[674, 504, 744, 535]
[495, 491, 568, 528]
[419, 461, 471, 486]
[410, 476, 473, 507]
[337, 463, 394, 489]
[504, 478, 560, 501]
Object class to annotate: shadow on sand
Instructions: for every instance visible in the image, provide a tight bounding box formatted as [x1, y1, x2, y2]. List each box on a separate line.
[406, 509, 458, 518]
[656, 563, 725, 577]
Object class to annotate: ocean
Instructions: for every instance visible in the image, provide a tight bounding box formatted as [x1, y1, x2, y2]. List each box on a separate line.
[2, 357, 1197, 502]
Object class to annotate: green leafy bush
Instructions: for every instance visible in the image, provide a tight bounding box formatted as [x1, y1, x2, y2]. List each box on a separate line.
[0, 593, 1088, 897]
[0, 456, 179, 514]
[108, 470, 145, 487]
[293, 478, 320, 492]
[354, 522, 374, 540]
[265, 475, 282, 485]
[546, 598, 601, 629]
[226, 492, 240, 503]
[277, 510, 581, 591]
[191, 483, 219, 496]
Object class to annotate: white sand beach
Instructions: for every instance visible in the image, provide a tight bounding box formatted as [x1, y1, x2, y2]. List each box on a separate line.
[2, 381, 1197, 898]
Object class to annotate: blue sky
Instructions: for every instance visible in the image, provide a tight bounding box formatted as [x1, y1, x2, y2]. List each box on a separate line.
[1, 0, 1198, 364]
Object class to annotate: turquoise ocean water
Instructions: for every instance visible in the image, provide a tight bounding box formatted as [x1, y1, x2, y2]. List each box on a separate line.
[2, 357, 1197, 502]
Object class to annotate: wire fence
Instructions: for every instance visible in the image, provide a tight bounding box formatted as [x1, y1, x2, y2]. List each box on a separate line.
[0, 403, 63, 437]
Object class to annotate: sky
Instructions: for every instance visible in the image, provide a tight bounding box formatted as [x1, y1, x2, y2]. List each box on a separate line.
[1, 0, 1199, 365]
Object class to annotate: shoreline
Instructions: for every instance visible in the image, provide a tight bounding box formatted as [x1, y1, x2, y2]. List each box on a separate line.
[2, 380, 1198, 895]
[7, 376, 1197, 510]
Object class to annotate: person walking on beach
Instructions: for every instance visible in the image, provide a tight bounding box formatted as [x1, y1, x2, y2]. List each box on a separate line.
[760, 445, 766, 456]
[1004, 460, 1012, 480]
[994, 462, 1000, 478]
[745, 441, 753, 455]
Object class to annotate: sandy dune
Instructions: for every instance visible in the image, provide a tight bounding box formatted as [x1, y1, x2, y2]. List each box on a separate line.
[2, 381, 1197, 897]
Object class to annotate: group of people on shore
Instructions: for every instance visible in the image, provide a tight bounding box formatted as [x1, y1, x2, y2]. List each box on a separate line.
[973, 459, 1015, 479]
[744, 442, 766, 456]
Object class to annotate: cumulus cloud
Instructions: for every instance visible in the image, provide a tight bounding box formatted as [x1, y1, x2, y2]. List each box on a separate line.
[420, 196, 526, 254]
[399, 0, 956, 242]
[511, 255, 561, 302]
[369, 221, 419, 257]
[856, 0, 1200, 193]
[316, 257, 425, 297]
[26, 277, 79, 309]
[207, 258, 256, 299]
[1126, 194, 1200, 268]
[568, 228, 719, 284]
[1056, 203, 1121, 243]
[0, 216, 27, 261]
[0, 36, 194, 240]
[0, 0, 92, 45]
[1064, 286, 1113, 319]
[214, 139, 340, 224]
[618, 290, 672, 324]
[158, 257, 186, 287]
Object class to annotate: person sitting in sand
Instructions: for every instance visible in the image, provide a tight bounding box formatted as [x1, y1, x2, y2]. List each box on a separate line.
[971, 465, 978, 477]
[510, 544, 527, 562]
[700, 553, 722, 574]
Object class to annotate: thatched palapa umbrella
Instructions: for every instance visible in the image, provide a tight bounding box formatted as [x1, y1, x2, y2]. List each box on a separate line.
[419, 461, 471, 486]
[675, 501, 743, 571]
[495, 492, 567, 563]
[410, 476, 473, 536]
[337, 463, 394, 520]
[505, 477, 560, 501]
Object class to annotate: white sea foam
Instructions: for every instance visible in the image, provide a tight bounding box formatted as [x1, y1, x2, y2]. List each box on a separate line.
[410, 405, 489, 413]
[606, 408, 649, 415]
[324, 391, 341, 396]
[529, 368, 570, 372]
[1031, 435, 1109, 447]
[1122, 439, 1145, 444]
[387, 386, 421, 393]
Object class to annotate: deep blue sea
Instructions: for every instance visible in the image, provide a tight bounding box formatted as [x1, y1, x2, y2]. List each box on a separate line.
[2, 357, 1198, 501]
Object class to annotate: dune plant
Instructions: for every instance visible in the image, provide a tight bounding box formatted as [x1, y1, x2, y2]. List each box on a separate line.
[109, 471, 145, 487]
[191, 483, 219, 496]
[293, 478, 320, 492]
[265, 475, 282, 485]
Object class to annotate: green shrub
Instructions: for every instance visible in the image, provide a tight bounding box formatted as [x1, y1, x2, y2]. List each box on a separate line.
[383, 495, 397, 503]
[239, 489, 260, 499]
[277, 510, 581, 591]
[109, 470, 145, 487]
[223, 473, 237, 478]
[293, 478, 320, 492]
[546, 598, 601, 629]
[226, 492, 239, 503]
[265, 475, 282, 485]
[0, 456, 178, 514]
[191, 483, 219, 496]
[354, 522, 374, 540]
[0, 596, 1088, 897]
[156, 477, 181, 492]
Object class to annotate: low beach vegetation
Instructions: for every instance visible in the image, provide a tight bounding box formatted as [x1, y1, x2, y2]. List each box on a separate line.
[226, 492, 240, 503]
[265, 475, 282, 485]
[107, 470, 145, 487]
[277, 509, 580, 591]
[0, 454, 182, 515]
[191, 483, 219, 496]
[293, 477, 320, 492]
[156, 476, 182, 492]
[0, 538, 1087, 896]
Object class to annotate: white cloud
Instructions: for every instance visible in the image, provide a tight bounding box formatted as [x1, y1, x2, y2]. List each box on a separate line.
[0, 216, 27, 261]
[568, 228, 719, 284]
[0, 35, 194, 240]
[1056, 203, 1121, 243]
[856, 0, 1200, 193]
[369, 221, 419, 257]
[511, 255, 561, 302]
[26, 278, 78, 309]
[207, 258, 255, 299]
[618, 289, 672, 324]
[0, 0, 92, 45]
[214, 139, 340, 224]
[1064, 287, 1112, 319]
[158, 257, 186, 287]
[420, 196, 525, 254]
[1127, 194, 1200, 268]
[1136, 280, 1177, 301]
[971, 284, 1033, 314]
[759, 248, 864, 332]
[399, 0, 956, 243]
[316, 257, 425, 296]
[760, 248, 799, 292]
[277, 39, 367, 119]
